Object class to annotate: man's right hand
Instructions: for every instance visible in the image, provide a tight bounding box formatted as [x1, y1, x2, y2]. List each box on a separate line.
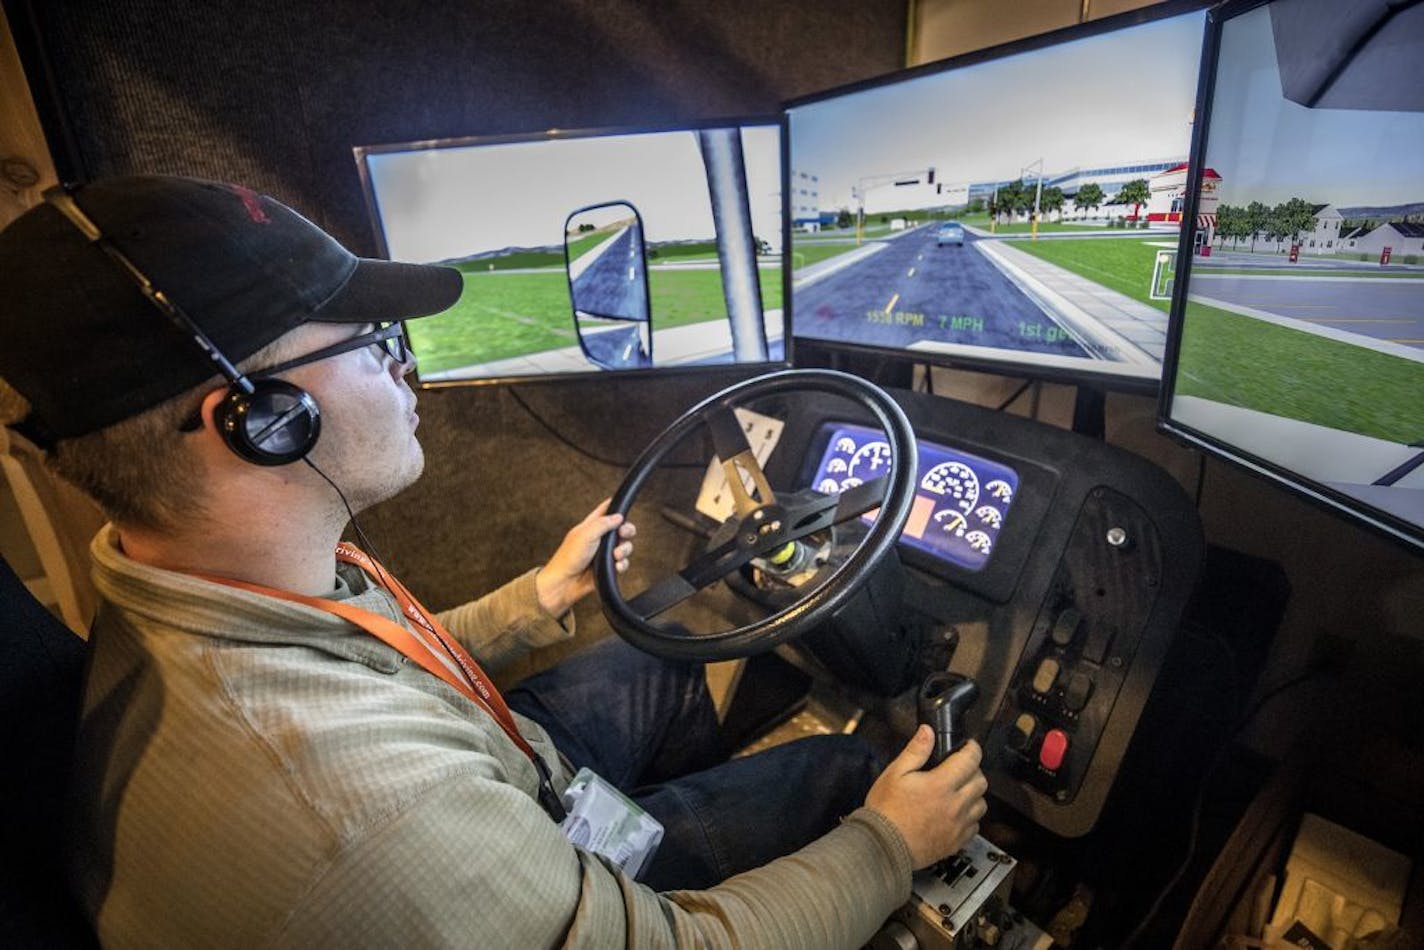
[864, 726, 988, 869]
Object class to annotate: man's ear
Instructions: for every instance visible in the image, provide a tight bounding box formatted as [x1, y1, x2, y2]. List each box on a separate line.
[198, 387, 232, 438]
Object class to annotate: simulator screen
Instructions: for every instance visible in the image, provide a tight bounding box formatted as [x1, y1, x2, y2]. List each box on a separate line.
[786, 6, 1207, 386]
[357, 123, 785, 384]
[1164, 0, 1424, 548]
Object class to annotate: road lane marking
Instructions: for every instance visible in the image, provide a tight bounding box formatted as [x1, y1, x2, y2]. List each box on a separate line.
[1303, 318, 1412, 324]
[884, 293, 900, 314]
[907, 267, 916, 277]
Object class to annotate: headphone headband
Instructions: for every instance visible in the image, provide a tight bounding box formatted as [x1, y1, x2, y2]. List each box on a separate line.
[40, 184, 319, 465]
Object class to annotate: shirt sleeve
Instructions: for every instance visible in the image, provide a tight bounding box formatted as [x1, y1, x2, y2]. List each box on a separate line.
[274, 769, 912, 950]
[436, 568, 575, 670]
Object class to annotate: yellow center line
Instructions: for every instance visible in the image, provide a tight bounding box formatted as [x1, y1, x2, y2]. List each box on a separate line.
[1303, 318, 1412, 324]
[1236, 302, 1337, 308]
[884, 293, 900, 314]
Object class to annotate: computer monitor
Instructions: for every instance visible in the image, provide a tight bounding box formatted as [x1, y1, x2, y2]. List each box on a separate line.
[354, 119, 787, 385]
[1160, 0, 1424, 553]
[784, 1, 1210, 391]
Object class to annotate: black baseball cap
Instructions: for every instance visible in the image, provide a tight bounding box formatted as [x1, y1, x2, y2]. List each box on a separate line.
[0, 175, 463, 444]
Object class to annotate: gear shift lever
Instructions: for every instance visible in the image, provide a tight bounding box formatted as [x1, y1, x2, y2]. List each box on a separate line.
[917, 672, 979, 768]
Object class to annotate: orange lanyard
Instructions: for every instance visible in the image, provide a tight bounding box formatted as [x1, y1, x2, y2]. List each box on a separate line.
[191, 543, 567, 821]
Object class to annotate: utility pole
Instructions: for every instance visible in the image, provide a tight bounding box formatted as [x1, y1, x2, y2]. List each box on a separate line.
[1022, 158, 1044, 240]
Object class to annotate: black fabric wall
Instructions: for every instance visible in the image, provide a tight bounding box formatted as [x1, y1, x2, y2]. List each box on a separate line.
[8, 0, 907, 664]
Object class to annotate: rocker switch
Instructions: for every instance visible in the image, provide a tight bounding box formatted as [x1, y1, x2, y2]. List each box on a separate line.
[1049, 607, 1081, 648]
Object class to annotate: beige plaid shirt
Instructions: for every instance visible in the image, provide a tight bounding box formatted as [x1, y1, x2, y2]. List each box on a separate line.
[70, 525, 911, 948]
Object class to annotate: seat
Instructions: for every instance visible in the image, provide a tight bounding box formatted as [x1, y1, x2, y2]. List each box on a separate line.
[0, 552, 96, 947]
[0, 426, 105, 636]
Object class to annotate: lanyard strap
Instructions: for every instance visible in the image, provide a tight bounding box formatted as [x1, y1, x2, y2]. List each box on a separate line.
[190, 544, 567, 821]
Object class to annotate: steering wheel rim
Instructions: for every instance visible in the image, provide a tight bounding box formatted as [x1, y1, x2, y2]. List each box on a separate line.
[596, 368, 918, 661]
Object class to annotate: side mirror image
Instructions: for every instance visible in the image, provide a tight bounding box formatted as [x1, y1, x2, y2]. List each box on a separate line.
[564, 201, 652, 370]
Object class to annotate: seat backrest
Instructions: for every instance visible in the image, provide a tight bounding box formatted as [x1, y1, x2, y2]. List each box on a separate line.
[0, 553, 97, 947]
[0, 426, 105, 636]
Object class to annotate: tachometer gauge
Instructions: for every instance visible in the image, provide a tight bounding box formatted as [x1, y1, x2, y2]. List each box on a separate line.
[921, 461, 980, 511]
[965, 530, 992, 553]
[849, 441, 892, 480]
[933, 510, 967, 536]
[974, 505, 1003, 529]
[816, 478, 841, 494]
[985, 479, 1013, 503]
[826, 458, 848, 474]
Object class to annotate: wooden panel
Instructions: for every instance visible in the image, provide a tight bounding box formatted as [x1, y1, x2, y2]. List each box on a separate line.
[911, 0, 1079, 65]
[0, 5, 56, 229]
[910, 0, 1168, 66]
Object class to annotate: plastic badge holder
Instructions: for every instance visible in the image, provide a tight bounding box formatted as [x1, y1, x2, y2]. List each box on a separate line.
[560, 767, 663, 880]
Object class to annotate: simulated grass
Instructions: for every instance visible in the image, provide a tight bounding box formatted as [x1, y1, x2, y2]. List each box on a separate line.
[408, 265, 784, 373]
[789, 240, 864, 272]
[1013, 236, 1170, 311]
[958, 212, 1112, 235]
[409, 271, 576, 373]
[1175, 300, 1424, 443]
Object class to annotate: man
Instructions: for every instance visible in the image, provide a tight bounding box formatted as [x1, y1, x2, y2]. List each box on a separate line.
[0, 175, 987, 947]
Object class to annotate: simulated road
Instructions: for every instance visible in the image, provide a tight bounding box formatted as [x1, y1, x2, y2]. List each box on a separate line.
[794, 227, 1089, 358]
[570, 226, 646, 319]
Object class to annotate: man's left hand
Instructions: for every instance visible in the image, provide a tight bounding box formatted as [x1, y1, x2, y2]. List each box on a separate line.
[535, 499, 636, 618]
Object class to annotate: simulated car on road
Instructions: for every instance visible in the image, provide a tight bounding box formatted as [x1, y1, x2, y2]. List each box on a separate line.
[936, 222, 965, 246]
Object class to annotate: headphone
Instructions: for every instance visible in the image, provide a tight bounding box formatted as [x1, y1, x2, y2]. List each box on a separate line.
[43, 184, 321, 466]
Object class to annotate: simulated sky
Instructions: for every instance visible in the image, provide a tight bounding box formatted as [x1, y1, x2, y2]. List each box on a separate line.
[366, 125, 782, 261]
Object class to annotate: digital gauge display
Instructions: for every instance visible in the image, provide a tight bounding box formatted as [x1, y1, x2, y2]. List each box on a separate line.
[808, 423, 1020, 572]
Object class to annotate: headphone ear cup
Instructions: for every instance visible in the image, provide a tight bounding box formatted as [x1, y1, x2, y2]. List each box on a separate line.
[215, 379, 321, 466]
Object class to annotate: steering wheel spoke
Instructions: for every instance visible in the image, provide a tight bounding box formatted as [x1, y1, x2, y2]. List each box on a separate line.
[781, 475, 890, 541]
[704, 404, 776, 516]
[627, 536, 755, 620]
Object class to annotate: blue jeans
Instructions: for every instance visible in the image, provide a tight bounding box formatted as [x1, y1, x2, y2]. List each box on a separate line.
[506, 638, 882, 890]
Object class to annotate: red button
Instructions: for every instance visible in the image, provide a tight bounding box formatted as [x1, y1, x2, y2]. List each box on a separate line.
[1039, 728, 1069, 771]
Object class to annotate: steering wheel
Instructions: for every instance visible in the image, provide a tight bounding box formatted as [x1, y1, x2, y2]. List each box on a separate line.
[596, 368, 918, 661]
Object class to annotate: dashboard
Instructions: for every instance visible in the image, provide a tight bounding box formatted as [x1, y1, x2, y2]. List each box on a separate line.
[738, 387, 1204, 838]
[804, 422, 1020, 572]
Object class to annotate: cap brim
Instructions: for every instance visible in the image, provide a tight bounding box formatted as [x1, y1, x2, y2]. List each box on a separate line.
[312, 258, 464, 325]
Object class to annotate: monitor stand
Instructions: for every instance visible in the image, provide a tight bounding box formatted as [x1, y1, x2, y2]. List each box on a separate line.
[1072, 386, 1105, 440]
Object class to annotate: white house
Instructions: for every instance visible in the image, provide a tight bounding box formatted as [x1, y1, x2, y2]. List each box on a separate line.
[1350, 222, 1424, 260]
[1252, 203, 1344, 253]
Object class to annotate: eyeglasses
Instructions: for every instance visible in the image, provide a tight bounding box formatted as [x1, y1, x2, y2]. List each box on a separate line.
[248, 322, 410, 379]
[177, 323, 411, 432]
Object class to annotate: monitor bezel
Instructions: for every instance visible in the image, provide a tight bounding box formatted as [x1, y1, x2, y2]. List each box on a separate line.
[1156, 0, 1424, 556]
[352, 115, 792, 389]
[783, 0, 1215, 395]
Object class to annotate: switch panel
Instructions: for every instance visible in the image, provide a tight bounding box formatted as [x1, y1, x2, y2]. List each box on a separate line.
[984, 487, 1173, 834]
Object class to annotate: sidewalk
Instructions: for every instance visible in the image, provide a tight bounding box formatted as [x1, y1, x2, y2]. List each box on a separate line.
[977, 240, 1168, 365]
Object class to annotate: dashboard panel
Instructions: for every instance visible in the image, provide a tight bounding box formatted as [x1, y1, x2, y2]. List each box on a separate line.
[740, 385, 1203, 838]
[804, 422, 1021, 573]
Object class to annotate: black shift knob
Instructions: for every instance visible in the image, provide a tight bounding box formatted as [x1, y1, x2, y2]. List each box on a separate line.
[918, 672, 979, 767]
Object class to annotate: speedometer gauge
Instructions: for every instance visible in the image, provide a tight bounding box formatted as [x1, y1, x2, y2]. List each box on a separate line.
[921, 461, 980, 511]
[933, 510, 967, 537]
[849, 441, 892, 480]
